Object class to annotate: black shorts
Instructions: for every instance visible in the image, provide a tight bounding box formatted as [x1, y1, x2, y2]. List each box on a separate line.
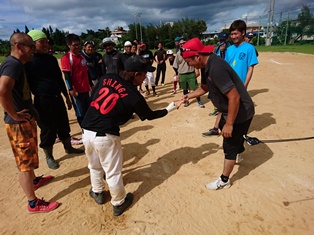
[219, 117, 253, 160]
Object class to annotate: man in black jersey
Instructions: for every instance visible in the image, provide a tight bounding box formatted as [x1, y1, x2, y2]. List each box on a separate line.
[101, 38, 124, 75]
[121, 40, 134, 64]
[139, 43, 158, 96]
[81, 40, 103, 86]
[81, 55, 176, 216]
[180, 38, 254, 190]
[25, 30, 84, 169]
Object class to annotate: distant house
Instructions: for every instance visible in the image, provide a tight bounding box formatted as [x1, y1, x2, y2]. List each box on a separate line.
[220, 23, 263, 34]
[202, 31, 219, 41]
[111, 28, 127, 39]
[102, 27, 128, 46]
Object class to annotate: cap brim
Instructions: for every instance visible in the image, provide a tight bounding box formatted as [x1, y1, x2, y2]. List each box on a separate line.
[199, 45, 214, 54]
[182, 51, 198, 59]
[103, 42, 116, 46]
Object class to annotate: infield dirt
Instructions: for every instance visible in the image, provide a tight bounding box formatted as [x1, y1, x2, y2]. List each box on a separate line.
[0, 52, 313, 235]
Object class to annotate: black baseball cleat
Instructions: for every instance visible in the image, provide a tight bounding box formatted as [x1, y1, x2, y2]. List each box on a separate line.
[113, 193, 133, 216]
[243, 135, 261, 145]
[89, 187, 105, 205]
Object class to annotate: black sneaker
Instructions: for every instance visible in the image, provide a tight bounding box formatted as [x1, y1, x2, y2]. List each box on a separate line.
[202, 128, 219, 137]
[65, 147, 84, 154]
[198, 101, 205, 108]
[113, 193, 133, 216]
[89, 187, 105, 205]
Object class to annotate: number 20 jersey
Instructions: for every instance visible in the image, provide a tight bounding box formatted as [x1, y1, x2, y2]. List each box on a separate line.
[81, 73, 167, 136]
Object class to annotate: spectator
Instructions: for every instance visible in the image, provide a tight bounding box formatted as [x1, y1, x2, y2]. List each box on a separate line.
[154, 42, 167, 86]
[139, 43, 158, 96]
[166, 49, 178, 94]
[101, 38, 124, 75]
[173, 38, 204, 108]
[81, 40, 103, 86]
[61, 34, 91, 126]
[0, 32, 58, 213]
[25, 30, 84, 169]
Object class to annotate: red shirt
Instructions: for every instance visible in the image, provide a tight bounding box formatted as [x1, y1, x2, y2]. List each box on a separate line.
[61, 52, 90, 93]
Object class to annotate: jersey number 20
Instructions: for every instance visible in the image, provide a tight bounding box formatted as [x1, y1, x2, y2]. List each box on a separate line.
[90, 87, 119, 115]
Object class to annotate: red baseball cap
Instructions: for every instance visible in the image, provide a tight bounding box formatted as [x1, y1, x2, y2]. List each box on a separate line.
[181, 38, 214, 59]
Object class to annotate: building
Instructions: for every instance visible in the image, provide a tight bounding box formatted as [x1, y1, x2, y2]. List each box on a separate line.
[111, 27, 127, 39]
[220, 23, 264, 34]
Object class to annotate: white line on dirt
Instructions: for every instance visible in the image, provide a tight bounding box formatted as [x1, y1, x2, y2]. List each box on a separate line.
[270, 59, 293, 65]
[270, 59, 282, 65]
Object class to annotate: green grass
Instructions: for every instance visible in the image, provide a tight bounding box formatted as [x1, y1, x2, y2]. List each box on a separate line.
[255, 44, 314, 54]
[1, 44, 313, 63]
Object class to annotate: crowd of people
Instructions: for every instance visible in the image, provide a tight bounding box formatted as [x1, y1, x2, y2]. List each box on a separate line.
[0, 19, 258, 216]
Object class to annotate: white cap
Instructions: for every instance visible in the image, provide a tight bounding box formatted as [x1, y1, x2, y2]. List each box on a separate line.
[167, 49, 173, 55]
[124, 41, 132, 47]
[102, 38, 116, 46]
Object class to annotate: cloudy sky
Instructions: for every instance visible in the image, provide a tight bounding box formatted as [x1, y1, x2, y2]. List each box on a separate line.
[0, 0, 313, 40]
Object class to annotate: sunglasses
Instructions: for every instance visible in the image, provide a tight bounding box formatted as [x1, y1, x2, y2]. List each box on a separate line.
[71, 43, 81, 47]
[179, 47, 197, 53]
[12, 42, 36, 50]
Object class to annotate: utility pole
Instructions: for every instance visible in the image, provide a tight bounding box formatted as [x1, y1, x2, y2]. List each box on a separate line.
[138, 13, 143, 43]
[271, 0, 275, 39]
[266, 0, 275, 46]
[133, 13, 138, 40]
[266, 0, 271, 46]
[257, 16, 261, 46]
[284, 11, 290, 45]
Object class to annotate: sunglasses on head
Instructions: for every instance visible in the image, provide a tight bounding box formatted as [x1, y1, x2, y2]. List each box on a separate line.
[84, 40, 95, 46]
[12, 42, 36, 50]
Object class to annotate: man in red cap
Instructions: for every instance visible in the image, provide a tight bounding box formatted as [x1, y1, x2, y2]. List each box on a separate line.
[179, 38, 255, 190]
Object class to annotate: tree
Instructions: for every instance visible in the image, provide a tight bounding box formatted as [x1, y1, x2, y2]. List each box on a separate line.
[294, 4, 314, 41]
[25, 25, 30, 34]
[4, 17, 209, 52]
[0, 39, 10, 56]
[172, 18, 207, 40]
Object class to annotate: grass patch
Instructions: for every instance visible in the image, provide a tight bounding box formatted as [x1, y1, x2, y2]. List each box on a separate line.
[256, 44, 314, 54]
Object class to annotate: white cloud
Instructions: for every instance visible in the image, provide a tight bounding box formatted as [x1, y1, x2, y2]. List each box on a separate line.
[0, 0, 313, 40]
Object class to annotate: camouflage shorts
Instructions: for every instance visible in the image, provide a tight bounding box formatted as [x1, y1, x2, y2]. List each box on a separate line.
[5, 118, 39, 172]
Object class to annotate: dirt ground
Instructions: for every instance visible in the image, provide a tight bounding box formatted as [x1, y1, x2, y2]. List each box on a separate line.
[0, 52, 313, 235]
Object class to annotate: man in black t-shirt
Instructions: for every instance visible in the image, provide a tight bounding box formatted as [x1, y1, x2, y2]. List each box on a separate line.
[81, 40, 103, 86]
[121, 40, 134, 64]
[153, 42, 167, 86]
[180, 38, 255, 191]
[81, 55, 177, 216]
[25, 30, 84, 170]
[140, 43, 158, 96]
[0, 32, 58, 213]
[102, 38, 124, 75]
